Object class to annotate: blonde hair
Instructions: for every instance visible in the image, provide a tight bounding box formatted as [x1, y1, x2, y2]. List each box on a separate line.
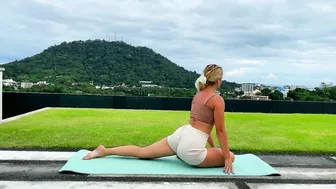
[195, 64, 223, 91]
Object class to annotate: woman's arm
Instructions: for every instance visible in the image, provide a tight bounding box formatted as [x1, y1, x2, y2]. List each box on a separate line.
[213, 97, 233, 173]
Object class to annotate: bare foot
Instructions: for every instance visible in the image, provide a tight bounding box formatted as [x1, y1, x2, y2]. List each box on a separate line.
[82, 145, 105, 160]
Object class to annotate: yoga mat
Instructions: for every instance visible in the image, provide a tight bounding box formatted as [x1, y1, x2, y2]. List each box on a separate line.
[59, 150, 281, 176]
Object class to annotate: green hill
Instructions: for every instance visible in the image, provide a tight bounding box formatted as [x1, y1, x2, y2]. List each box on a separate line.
[2, 40, 239, 89]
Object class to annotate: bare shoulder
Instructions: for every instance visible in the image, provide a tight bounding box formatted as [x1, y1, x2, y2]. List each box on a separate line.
[212, 94, 224, 102]
[208, 94, 224, 108]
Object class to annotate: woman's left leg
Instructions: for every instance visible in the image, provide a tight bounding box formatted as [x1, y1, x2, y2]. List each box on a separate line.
[196, 148, 235, 168]
[83, 137, 176, 160]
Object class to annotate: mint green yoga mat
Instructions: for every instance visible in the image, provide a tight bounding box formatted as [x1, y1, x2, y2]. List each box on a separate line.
[59, 150, 280, 176]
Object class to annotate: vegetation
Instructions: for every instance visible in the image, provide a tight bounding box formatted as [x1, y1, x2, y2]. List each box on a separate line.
[1, 108, 335, 155]
[4, 83, 239, 98]
[287, 87, 336, 102]
[2, 39, 335, 101]
[2, 40, 239, 90]
[255, 87, 336, 102]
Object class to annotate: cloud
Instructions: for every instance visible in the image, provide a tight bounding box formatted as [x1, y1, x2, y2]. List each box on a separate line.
[225, 68, 256, 77]
[267, 73, 276, 79]
[309, 3, 333, 13]
[233, 60, 264, 66]
[0, 0, 336, 87]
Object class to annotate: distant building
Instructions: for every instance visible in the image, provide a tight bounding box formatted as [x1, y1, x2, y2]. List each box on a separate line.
[320, 82, 334, 89]
[37, 81, 47, 85]
[289, 85, 297, 90]
[139, 81, 153, 84]
[253, 89, 261, 95]
[234, 87, 241, 92]
[3, 79, 16, 86]
[139, 80, 160, 87]
[21, 82, 33, 88]
[241, 83, 254, 92]
[250, 95, 269, 100]
[142, 84, 160, 88]
[276, 87, 289, 97]
[289, 85, 306, 91]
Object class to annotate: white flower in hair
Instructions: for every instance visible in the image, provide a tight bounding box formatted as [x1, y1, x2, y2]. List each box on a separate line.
[195, 73, 207, 91]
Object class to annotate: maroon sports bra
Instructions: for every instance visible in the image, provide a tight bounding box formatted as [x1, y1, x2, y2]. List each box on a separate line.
[190, 93, 217, 125]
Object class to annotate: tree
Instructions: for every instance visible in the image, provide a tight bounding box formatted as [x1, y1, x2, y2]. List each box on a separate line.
[284, 97, 293, 101]
[3, 86, 15, 92]
[269, 90, 284, 100]
[329, 86, 336, 100]
[261, 88, 272, 96]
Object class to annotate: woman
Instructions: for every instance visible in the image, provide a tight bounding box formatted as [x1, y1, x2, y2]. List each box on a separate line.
[83, 64, 235, 174]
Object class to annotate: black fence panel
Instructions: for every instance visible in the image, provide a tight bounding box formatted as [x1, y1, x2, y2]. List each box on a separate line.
[323, 102, 336, 114]
[300, 101, 325, 114]
[225, 99, 273, 113]
[2, 92, 336, 119]
[125, 96, 163, 110]
[272, 100, 296, 113]
[59, 94, 114, 108]
[3, 92, 59, 119]
[161, 97, 192, 111]
[112, 96, 127, 109]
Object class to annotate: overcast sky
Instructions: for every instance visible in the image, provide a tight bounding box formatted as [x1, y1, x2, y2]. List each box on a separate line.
[1, 0, 336, 87]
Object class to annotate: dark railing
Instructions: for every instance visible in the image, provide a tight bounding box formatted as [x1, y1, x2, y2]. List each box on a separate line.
[3, 92, 336, 119]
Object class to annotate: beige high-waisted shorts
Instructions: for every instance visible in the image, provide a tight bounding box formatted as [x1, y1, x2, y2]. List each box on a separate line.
[167, 124, 209, 165]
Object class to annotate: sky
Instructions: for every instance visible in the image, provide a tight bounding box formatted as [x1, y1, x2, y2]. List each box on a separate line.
[1, 0, 336, 87]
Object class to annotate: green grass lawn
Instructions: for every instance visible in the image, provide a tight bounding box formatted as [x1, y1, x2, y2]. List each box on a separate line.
[0, 108, 335, 155]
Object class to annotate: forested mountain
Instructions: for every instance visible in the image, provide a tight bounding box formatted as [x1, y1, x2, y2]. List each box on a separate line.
[2, 40, 240, 90]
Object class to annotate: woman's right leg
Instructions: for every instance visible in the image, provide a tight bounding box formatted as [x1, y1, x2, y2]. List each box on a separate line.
[196, 148, 235, 168]
[82, 137, 175, 160]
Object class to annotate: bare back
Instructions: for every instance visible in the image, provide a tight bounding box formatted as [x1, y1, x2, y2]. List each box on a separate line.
[189, 91, 222, 135]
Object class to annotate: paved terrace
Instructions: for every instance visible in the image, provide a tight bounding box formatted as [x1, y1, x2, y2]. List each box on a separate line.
[0, 150, 335, 189]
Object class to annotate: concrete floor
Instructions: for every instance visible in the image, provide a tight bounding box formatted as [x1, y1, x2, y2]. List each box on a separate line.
[248, 183, 336, 189]
[0, 181, 335, 189]
[0, 150, 335, 189]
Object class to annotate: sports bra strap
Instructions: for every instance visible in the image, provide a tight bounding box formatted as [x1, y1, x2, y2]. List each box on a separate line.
[204, 93, 217, 105]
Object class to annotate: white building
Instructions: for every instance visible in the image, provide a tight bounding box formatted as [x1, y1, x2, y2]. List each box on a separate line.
[139, 80, 161, 87]
[241, 83, 254, 92]
[21, 82, 33, 88]
[37, 81, 47, 85]
[142, 84, 160, 88]
[320, 82, 334, 89]
[234, 87, 241, 92]
[250, 95, 269, 100]
[139, 81, 153, 84]
[3, 79, 16, 86]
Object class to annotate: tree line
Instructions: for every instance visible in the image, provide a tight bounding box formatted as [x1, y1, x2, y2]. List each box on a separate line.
[4, 84, 336, 102]
[257, 87, 336, 102]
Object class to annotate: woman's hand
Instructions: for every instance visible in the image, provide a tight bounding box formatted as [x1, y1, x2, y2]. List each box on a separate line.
[224, 153, 234, 174]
